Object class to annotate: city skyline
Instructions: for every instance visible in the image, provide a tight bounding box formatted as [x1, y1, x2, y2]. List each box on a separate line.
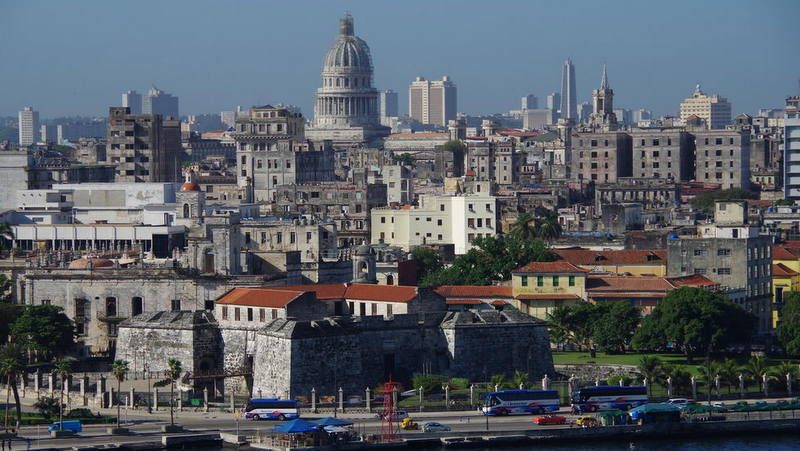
[1, 0, 799, 119]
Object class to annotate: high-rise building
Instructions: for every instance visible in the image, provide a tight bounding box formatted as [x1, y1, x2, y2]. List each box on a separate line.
[679, 85, 732, 130]
[631, 129, 693, 181]
[306, 14, 389, 147]
[521, 94, 538, 110]
[613, 108, 632, 126]
[560, 58, 577, 121]
[380, 90, 398, 119]
[143, 86, 179, 118]
[692, 128, 750, 190]
[107, 107, 182, 182]
[589, 64, 617, 130]
[18, 106, 39, 146]
[408, 76, 457, 126]
[783, 96, 800, 201]
[122, 90, 142, 115]
[546, 92, 561, 114]
[632, 109, 652, 124]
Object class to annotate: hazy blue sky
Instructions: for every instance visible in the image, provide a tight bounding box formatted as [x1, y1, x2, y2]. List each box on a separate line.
[1, 0, 798, 119]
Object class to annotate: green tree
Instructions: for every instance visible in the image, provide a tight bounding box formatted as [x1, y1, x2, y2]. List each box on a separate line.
[54, 359, 72, 430]
[770, 361, 800, 386]
[743, 355, 768, 389]
[167, 359, 182, 427]
[410, 247, 443, 282]
[689, 188, 757, 211]
[511, 370, 529, 389]
[411, 373, 446, 394]
[777, 292, 800, 356]
[420, 235, 554, 287]
[0, 302, 21, 345]
[33, 396, 60, 420]
[774, 199, 795, 207]
[391, 153, 415, 168]
[697, 360, 721, 403]
[664, 365, 692, 397]
[510, 213, 539, 241]
[536, 212, 563, 242]
[717, 358, 740, 394]
[637, 356, 665, 392]
[631, 287, 755, 362]
[0, 344, 25, 429]
[10, 305, 75, 362]
[489, 374, 508, 390]
[592, 302, 641, 354]
[111, 360, 129, 428]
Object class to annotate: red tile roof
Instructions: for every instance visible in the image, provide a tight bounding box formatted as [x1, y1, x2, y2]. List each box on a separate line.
[216, 288, 305, 308]
[554, 248, 667, 266]
[279, 284, 348, 300]
[587, 276, 673, 292]
[343, 284, 418, 303]
[435, 285, 513, 298]
[774, 245, 800, 260]
[665, 274, 719, 288]
[515, 294, 581, 300]
[773, 263, 800, 277]
[513, 261, 588, 274]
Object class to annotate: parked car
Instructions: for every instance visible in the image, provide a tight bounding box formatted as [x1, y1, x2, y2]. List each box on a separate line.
[533, 415, 567, 426]
[422, 422, 451, 432]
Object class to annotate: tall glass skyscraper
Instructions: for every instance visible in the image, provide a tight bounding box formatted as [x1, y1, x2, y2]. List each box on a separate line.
[560, 58, 577, 121]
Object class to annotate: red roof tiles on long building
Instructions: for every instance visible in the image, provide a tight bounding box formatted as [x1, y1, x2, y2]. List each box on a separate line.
[513, 261, 589, 274]
[554, 248, 667, 266]
[216, 288, 306, 308]
[435, 285, 513, 298]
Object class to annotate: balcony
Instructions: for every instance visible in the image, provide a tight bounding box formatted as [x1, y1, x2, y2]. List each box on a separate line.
[96, 311, 126, 323]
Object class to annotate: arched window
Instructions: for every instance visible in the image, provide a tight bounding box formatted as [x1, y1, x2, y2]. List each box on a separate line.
[183, 203, 190, 218]
[359, 261, 368, 274]
[386, 275, 394, 285]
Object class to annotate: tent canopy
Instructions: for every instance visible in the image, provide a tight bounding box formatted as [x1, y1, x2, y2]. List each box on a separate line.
[272, 419, 318, 434]
[314, 417, 353, 427]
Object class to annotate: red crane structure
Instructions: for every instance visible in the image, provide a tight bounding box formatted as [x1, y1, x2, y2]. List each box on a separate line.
[379, 377, 402, 442]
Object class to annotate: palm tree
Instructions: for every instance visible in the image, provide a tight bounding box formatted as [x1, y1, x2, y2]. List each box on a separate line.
[743, 355, 768, 391]
[54, 359, 72, 431]
[637, 356, 665, 394]
[537, 214, 563, 242]
[717, 358, 739, 394]
[0, 344, 25, 430]
[770, 361, 799, 393]
[697, 360, 720, 403]
[166, 359, 182, 427]
[511, 370, 529, 389]
[510, 213, 537, 241]
[111, 360, 129, 428]
[664, 365, 692, 397]
[489, 374, 507, 390]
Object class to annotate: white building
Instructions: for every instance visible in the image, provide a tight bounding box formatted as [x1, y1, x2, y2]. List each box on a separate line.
[122, 90, 142, 115]
[18, 106, 39, 146]
[370, 182, 496, 254]
[679, 85, 732, 130]
[784, 97, 800, 201]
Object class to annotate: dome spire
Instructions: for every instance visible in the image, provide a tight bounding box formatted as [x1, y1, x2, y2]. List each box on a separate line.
[339, 12, 354, 36]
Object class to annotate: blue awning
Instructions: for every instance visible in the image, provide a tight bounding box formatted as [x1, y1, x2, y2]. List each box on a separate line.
[313, 417, 353, 427]
[272, 419, 318, 434]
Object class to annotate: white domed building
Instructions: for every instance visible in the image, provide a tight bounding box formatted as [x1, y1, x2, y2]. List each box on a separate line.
[306, 14, 389, 147]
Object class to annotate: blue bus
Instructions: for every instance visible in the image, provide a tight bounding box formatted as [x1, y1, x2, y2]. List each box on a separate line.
[242, 398, 299, 421]
[570, 386, 647, 413]
[482, 390, 560, 415]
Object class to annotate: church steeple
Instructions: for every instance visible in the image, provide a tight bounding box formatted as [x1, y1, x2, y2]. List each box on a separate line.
[600, 64, 609, 90]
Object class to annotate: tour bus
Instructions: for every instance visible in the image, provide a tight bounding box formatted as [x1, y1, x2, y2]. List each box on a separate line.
[242, 398, 300, 420]
[570, 386, 648, 413]
[482, 389, 561, 415]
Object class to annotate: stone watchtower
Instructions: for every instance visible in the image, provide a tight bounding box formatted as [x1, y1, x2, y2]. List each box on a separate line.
[175, 170, 205, 224]
[352, 244, 376, 283]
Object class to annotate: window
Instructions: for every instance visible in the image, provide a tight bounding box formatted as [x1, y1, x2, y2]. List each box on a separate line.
[290, 232, 296, 244]
[437, 219, 443, 226]
[247, 308, 254, 321]
[521, 276, 528, 287]
[371, 303, 377, 315]
[387, 304, 393, 316]
[537, 276, 544, 287]
[568, 276, 575, 286]
[381, 216, 386, 223]
[105, 297, 117, 317]
[171, 299, 181, 311]
[552, 276, 559, 287]
[717, 268, 731, 275]
[694, 268, 707, 275]
[222, 306, 228, 320]
[693, 249, 707, 256]
[131, 297, 143, 316]
[717, 248, 731, 256]
[234, 307, 240, 321]
[440, 204, 445, 211]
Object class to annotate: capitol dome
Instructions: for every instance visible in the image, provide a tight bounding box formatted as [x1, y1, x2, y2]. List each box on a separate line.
[323, 15, 373, 73]
[312, 14, 382, 130]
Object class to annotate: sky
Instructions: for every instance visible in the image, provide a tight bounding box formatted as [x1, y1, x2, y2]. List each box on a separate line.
[1, 0, 799, 119]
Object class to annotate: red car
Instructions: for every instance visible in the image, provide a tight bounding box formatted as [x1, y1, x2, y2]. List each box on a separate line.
[533, 415, 567, 425]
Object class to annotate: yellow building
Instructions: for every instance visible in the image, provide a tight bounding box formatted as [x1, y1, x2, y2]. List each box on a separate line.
[511, 261, 587, 320]
[772, 244, 800, 328]
[553, 248, 667, 276]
